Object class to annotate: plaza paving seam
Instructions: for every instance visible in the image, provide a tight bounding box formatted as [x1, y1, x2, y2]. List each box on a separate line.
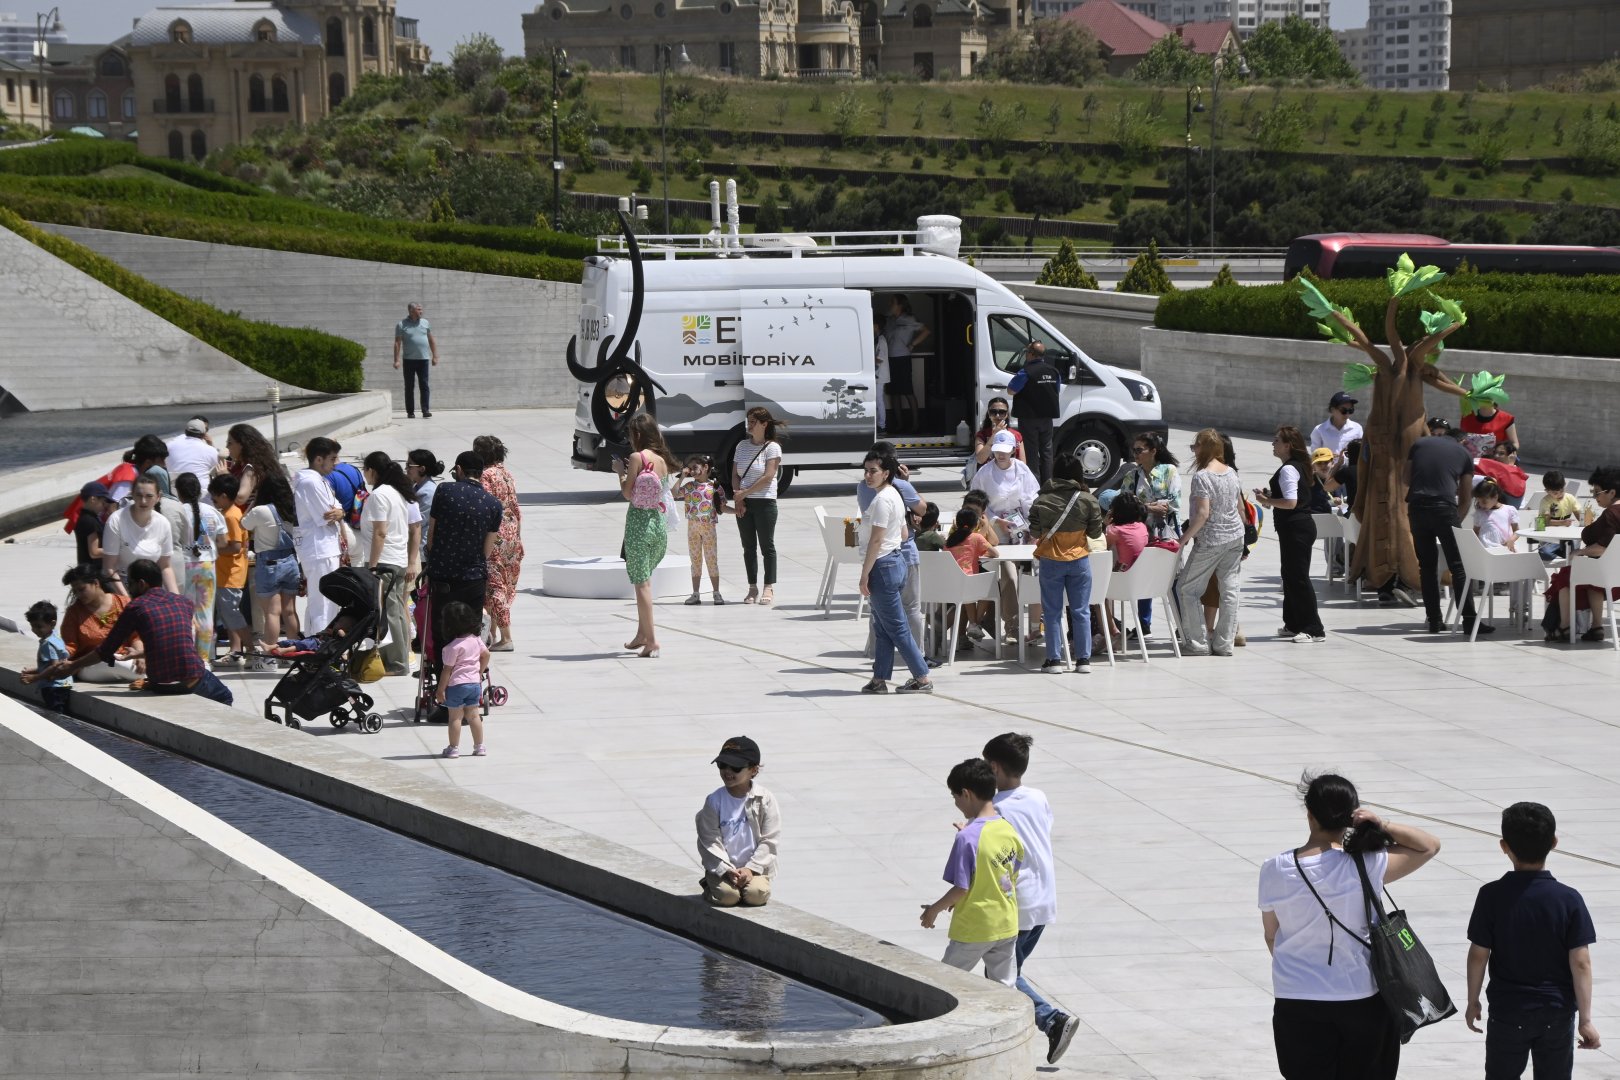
[615, 613, 1620, 873]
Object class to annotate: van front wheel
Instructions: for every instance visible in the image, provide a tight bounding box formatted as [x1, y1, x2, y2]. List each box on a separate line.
[1060, 422, 1125, 489]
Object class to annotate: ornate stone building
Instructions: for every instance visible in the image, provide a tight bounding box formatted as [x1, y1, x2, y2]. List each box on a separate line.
[0, 55, 46, 129]
[523, 0, 860, 79]
[127, 0, 427, 161]
[39, 43, 139, 138]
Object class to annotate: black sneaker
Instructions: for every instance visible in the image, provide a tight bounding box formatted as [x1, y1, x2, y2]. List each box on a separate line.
[1462, 621, 1497, 635]
[1073, 658, 1091, 673]
[895, 678, 934, 694]
[1426, 620, 1445, 634]
[1047, 1012, 1080, 1064]
[1040, 659, 1066, 674]
[860, 679, 888, 694]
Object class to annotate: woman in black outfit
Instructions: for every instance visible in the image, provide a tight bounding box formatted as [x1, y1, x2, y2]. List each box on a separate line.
[1255, 425, 1325, 643]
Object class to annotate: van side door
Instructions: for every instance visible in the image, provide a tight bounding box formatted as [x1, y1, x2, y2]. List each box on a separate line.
[739, 289, 875, 456]
[636, 300, 747, 453]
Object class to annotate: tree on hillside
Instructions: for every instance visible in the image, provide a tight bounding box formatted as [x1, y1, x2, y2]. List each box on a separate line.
[1296, 259, 1486, 592]
[1521, 203, 1620, 245]
[1116, 238, 1175, 294]
[1132, 35, 1213, 84]
[976, 20, 1105, 87]
[1009, 166, 1087, 247]
[449, 33, 505, 92]
[1036, 238, 1100, 288]
[1245, 16, 1357, 82]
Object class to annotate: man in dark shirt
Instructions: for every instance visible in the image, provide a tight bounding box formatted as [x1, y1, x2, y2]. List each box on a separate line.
[426, 450, 503, 686]
[1466, 801, 1599, 1079]
[74, 481, 112, 567]
[1008, 341, 1063, 484]
[1405, 427, 1485, 634]
[44, 559, 234, 705]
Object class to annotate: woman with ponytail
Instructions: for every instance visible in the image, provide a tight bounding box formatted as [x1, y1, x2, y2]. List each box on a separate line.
[173, 471, 227, 664]
[360, 451, 419, 676]
[1258, 772, 1442, 1080]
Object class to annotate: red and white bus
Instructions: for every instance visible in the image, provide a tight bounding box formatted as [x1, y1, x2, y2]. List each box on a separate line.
[1284, 233, 1620, 280]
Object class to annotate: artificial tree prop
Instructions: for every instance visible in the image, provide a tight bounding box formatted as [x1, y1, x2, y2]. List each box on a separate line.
[1296, 256, 1493, 592]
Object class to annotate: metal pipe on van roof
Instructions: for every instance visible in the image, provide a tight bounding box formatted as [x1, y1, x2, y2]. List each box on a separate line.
[726, 179, 740, 249]
[709, 181, 721, 240]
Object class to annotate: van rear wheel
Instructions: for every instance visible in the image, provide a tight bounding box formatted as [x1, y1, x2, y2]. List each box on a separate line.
[1060, 422, 1125, 489]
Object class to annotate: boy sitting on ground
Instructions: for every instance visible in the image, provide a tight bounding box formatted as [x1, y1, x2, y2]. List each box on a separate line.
[696, 736, 780, 907]
[1465, 801, 1600, 1079]
[921, 758, 1024, 987]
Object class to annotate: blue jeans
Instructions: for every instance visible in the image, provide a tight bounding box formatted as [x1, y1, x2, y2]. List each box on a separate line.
[1015, 925, 1059, 1033]
[1138, 598, 1152, 632]
[1485, 1009, 1574, 1080]
[868, 552, 928, 682]
[1038, 556, 1092, 663]
[150, 668, 234, 706]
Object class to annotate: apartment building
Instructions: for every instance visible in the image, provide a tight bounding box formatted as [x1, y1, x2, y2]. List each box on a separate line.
[1124, 0, 1328, 35]
[0, 11, 67, 65]
[1362, 0, 1449, 89]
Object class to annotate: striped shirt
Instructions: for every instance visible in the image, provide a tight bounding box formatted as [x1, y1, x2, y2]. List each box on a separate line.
[734, 440, 782, 500]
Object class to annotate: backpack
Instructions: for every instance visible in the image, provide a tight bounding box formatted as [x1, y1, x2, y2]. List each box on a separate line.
[328, 462, 368, 529]
[1241, 493, 1261, 550]
[630, 456, 665, 511]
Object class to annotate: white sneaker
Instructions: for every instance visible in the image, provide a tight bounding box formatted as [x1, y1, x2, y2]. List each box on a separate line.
[1291, 632, 1314, 643]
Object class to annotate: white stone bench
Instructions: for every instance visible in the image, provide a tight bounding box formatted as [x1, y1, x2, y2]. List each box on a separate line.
[541, 554, 688, 599]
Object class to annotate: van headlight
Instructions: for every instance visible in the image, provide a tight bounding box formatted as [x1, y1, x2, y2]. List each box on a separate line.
[1120, 377, 1156, 403]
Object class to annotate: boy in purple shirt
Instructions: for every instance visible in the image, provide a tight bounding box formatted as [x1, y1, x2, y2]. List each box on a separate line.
[920, 758, 1024, 986]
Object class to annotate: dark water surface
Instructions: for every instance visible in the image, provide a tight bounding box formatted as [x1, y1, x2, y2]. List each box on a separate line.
[1, 402, 314, 470]
[46, 713, 888, 1032]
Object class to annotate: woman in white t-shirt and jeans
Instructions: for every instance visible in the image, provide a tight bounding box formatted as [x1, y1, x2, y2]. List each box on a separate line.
[1259, 772, 1441, 1080]
[858, 449, 933, 694]
[732, 406, 785, 606]
[360, 451, 421, 677]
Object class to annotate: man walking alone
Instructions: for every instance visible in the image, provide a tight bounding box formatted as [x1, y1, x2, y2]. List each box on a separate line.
[394, 302, 439, 419]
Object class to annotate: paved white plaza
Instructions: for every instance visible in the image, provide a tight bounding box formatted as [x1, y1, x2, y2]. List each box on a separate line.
[6, 407, 1618, 1080]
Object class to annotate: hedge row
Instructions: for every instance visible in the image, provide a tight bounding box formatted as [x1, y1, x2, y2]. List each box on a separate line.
[0, 207, 366, 393]
[1155, 276, 1620, 359]
[0, 141, 595, 260]
[0, 184, 583, 283]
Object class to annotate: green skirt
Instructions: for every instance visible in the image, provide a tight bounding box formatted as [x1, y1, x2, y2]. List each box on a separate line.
[624, 505, 668, 585]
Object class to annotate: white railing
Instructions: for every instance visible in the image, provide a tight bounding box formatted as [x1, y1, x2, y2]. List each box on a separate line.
[596, 228, 945, 258]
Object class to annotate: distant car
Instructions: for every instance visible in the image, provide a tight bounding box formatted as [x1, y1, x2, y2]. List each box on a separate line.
[1284, 232, 1620, 280]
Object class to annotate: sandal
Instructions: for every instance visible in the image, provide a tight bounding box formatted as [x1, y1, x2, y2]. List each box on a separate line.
[1547, 628, 1570, 643]
[1581, 627, 1605, 642]
[759, 586, 775, 607]
[743, 588, 759, 605]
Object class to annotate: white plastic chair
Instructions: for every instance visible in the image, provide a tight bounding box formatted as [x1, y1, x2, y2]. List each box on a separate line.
[814, 505, 866, 618]
[1106, 547, 1182, 661]
[1089, 553, 1115, 669]
[1341, 514, 1365, 603]
[1312, 513, 1347, 586]
[1570, 541, 1620, 652]
[915, 551, 996, 666]
[1450, 526, 1547, 641]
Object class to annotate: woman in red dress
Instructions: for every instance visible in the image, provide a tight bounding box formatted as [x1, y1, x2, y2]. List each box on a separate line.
[474, 435, 524, 652]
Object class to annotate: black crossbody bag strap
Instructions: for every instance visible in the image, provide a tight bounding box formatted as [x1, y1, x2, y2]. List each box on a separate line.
[1293, 848, 1372, 966]
[1352, 848, 1400, 926]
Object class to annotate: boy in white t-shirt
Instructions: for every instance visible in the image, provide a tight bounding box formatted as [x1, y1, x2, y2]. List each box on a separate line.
[695, 736, 781, 907]
[982, 732, 1080, 1065]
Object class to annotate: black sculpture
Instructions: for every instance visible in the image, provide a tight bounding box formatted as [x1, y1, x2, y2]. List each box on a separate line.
[565, 209, 664, 449]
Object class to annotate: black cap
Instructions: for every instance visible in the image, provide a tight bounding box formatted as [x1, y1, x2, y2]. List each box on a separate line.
[1329, 391, 1357, 408]
[1427, 416, 1451, 429]
[712, 736, 760, 769]
[79, 481, 111, 501]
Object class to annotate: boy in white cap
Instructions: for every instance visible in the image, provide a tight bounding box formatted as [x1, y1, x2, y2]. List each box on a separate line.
[696, 736, 781, 907]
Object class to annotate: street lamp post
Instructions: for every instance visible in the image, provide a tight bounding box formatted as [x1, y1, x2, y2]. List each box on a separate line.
[550, 47, 570, 230]
[1207, 52, 1249, 253]
[34, 7, 62, 132]
[1184, 85, 1203, 252]
[657, 43, 689, 234]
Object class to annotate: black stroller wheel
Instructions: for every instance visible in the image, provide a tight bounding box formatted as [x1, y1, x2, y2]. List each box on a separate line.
[287, 717, 302, 731]
[363, 713, 383, 734]
[330, 713, 347, 729]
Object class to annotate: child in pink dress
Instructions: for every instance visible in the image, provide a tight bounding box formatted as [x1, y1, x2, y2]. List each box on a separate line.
[434, 601, 490, 759]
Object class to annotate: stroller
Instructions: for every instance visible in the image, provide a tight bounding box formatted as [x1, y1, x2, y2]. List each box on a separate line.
[412, 577, 509, 724]
[263, 566, 389, 734]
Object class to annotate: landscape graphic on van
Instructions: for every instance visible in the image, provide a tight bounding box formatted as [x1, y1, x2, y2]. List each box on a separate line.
[654, 388, 866, 435]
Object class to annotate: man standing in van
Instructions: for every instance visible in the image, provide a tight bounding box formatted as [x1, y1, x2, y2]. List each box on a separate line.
[1009, 342, 1062, 483]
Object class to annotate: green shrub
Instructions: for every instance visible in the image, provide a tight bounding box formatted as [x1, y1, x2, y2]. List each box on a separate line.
[0, 140, 140, 176]
[0, 182, 583, 282]
[1034, 238, 1099, 289]
[0, 207, 364, 392]
[1116, 238, 1175, 295]
[1155, 273, 1620, 358]
[1209, 263, 1239, 288]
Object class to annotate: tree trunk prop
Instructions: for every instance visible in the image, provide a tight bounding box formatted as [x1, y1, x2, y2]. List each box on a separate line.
[1296, 259, 1496, 592]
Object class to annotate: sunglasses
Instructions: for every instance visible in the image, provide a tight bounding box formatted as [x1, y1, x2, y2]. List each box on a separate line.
[717, 763, 745, 773]
[1337, 407, 1355, 415]
[987, 409, 1008, 417]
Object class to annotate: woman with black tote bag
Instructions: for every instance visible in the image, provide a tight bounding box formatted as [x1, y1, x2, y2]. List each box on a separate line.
[1258, 774, 1443, 1079]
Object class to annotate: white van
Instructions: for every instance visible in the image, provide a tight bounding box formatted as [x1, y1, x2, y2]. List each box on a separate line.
[569, 216, 1164, 492]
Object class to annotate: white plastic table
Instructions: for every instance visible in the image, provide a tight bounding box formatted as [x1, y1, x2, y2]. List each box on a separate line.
[980, 546, 1038, 661]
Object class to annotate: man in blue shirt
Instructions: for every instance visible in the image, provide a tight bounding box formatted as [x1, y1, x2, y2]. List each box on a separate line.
[1466, 801, 1600, 1079]
[857, 441, 928, 661]
[393, 302, 439, 419]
